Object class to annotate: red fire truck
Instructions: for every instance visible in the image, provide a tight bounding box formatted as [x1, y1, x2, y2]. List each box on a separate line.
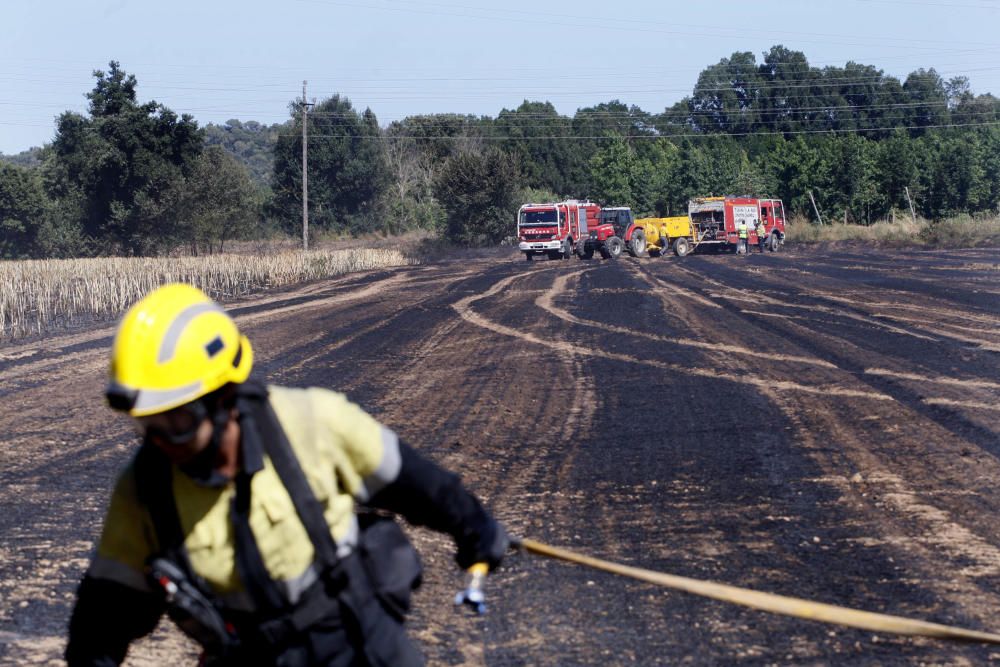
[517, 200, 601, 261]
[685, 196, 786, 254]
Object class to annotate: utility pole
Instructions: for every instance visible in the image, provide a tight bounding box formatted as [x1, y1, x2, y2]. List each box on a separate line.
[809, 190, 825, 226]
[301, 80, 313, 251]
[905, 187, 917, 225]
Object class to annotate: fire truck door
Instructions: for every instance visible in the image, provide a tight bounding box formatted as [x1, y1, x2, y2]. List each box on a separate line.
[760, 203, 771, 230]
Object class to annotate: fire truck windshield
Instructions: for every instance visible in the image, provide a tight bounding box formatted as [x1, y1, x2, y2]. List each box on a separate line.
[520, 210, 558, 225]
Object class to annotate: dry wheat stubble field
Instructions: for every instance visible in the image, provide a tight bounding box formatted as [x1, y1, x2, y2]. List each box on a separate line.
[1, 244, 1000, 665]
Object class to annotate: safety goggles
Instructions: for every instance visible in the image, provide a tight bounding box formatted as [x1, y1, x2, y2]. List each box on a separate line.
[132, 401, 209, 447]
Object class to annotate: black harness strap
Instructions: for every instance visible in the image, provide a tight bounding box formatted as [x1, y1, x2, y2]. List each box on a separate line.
[235, 386, 341, 572]
[134, 443, 195, 576]
[231, 471, 286, 612]
[235, 384, 358, 648]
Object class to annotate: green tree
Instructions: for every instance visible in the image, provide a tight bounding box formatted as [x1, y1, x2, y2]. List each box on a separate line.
[47, 61, 203, 255]
[589, 138, 636, 206]
[386, 113, 489, 163]
[671, 138, 750, 204]
[0, 164, 47, 257]
[684, 51, 765, 134]
[875, 130, 920, 216]
[377, 135, 444, 234]
[0, 146, 44, 168]
[270, 95, 388, 235]
[433, 148, 521, 245]
[204, 119, 287, 187]
[756, 46, 814, 134]
[635, 140, 681, 215]
[495, 101, 587, 197]
[903, 69, 949, 134]
[177, 146, 262, 254]
[919, 129, 988, 218]
[771, 137, 824, 218]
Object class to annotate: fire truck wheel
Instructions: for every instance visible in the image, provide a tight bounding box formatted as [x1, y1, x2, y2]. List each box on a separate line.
[627, 229, 646, 258]
[547, 250, 562, 260]
[673, 237, 691, 257]
[607, 236, 624, 259]
[524, 253, 533, 261]
[768, 233, 780, 252]
[562, 240, 572, 259]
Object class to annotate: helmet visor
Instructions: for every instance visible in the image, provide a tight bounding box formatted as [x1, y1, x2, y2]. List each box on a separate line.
[106, 382, 139, 413]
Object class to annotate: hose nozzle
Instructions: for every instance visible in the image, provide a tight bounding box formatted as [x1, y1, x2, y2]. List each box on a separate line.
[454, 562, 489, 615]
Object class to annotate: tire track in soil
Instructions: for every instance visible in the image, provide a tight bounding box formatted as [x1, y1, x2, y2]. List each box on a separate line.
[635, 252, 1000, 663]
[666, 256, 1000, 440]
[504, 260, 912, 664]
[449, 260, 900, 663]
[410, 264, 602, 665]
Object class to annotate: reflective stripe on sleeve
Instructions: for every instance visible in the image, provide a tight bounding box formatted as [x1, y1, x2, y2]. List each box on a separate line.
[354, 427, 402, 502]
[88, 555, 151, 593]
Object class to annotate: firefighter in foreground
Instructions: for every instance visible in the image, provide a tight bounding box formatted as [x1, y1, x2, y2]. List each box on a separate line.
[65, 283, 509, 666]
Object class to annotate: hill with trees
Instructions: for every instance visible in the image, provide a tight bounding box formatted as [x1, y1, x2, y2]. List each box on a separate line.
[2, 47, 999, 258]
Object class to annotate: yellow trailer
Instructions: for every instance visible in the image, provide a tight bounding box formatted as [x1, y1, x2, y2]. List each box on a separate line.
[634, 216, 692, 256]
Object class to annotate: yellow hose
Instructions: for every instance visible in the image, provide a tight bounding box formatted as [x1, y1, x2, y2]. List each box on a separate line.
[519, 538, 1000, 644]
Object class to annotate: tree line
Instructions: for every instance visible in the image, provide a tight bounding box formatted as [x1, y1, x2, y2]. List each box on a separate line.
[2, 47, 999, 258]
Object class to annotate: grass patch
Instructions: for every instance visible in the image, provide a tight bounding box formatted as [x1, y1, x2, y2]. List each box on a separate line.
[785, 214, 1000, 249]
[0, 243, 416, 341]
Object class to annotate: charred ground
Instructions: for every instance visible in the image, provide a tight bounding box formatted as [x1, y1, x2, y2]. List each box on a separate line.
[1, 245, 999, 665]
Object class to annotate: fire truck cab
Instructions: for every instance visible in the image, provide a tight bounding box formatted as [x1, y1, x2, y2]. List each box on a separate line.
[517, 200, 601, 261]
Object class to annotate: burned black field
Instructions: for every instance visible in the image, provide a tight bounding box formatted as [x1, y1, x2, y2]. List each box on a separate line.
[2, 245, 999, 665]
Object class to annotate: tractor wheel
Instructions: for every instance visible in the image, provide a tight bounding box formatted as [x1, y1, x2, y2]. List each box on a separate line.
[583, 245, 595, 260]
[673, 237, 691, 257]
[627, 229, 647, 257]
[599, 246, 611, 260]
[607, 236, 624, 259]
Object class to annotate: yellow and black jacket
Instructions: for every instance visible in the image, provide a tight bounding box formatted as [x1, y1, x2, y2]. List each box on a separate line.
[66, 383, 502, 666]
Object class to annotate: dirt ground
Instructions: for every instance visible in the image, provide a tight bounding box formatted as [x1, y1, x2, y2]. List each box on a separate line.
[2, 244, 999, 665]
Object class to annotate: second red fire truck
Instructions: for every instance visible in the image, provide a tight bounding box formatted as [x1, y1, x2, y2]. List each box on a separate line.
[683, 196, 786, 255]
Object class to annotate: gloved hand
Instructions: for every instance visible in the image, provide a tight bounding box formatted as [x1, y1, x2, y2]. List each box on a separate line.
[456, 518, 510, 571]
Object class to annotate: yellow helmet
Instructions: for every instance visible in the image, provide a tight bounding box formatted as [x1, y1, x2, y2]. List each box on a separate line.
[106, 283, 253, 417]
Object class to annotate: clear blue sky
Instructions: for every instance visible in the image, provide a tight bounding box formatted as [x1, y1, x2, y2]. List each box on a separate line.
[3, 0, 999, 154]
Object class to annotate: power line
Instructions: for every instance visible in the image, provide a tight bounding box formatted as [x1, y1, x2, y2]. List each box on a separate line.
[274, 118, 1000, 140]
